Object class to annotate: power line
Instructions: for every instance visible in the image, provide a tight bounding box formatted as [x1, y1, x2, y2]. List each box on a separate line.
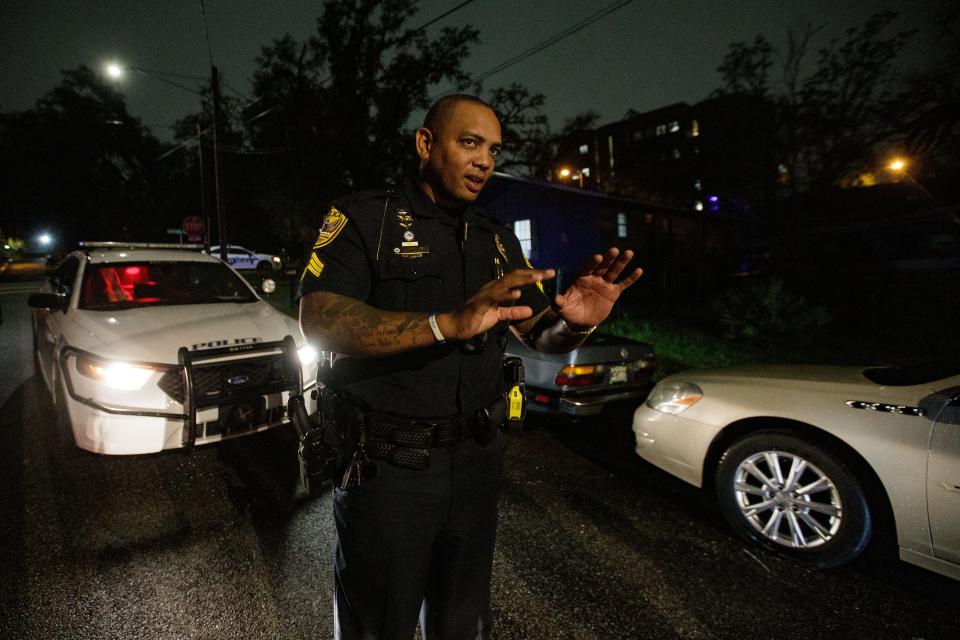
[159, 0, 482, 159]
[411, 0, 476, 32]
[134, 67, 207, 81]
[240, 0, 480, 124]
[133, 69, 203, 96]
[433, 0, 633, 98]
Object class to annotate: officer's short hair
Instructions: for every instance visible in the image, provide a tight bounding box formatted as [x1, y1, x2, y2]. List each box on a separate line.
[422, 95, 496, 137]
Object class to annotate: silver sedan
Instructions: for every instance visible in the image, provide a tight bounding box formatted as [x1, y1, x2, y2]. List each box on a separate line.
[632, 363, 960, 580]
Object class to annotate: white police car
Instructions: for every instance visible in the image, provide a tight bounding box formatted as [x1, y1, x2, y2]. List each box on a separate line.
[29, 242, 317, 455]
[209, 244, 281, 271]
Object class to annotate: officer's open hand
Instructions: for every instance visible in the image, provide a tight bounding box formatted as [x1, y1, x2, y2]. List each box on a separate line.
[437, 268, 555, 341]
[555, 248, 642, 328]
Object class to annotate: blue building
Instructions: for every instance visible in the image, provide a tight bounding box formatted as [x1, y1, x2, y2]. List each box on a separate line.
[478, 172, 750, 302]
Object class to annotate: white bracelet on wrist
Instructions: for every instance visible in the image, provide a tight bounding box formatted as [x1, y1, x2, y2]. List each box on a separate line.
[428, 312, 446, 344]
[559, 319, 596, 337]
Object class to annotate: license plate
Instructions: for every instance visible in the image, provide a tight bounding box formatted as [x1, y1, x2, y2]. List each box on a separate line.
[609, 365, 628, 384]
[220, 399, 265, 432]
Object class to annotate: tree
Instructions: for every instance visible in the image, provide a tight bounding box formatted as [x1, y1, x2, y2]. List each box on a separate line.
[713, 12, 916, 195]
[891, 1, 960, 178]
[204, 0, 482, 253]
[486, 83, 550, 177]
[790, 12, 914, 189]
[715, 35, 774, 99]
[0, 65, 163, 244]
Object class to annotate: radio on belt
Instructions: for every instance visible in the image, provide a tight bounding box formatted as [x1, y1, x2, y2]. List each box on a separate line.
[503, 356, 525, 429]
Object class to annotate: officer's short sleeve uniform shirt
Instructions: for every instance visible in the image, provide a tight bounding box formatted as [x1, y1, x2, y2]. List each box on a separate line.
[298, 180, 549, 419]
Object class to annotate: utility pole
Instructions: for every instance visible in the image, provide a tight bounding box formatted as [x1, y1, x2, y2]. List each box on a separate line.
[196, 123, 210, 252]
[210, 64, 226, 262]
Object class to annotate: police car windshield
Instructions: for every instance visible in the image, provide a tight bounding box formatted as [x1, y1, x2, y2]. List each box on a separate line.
[79, 261, 257, 310]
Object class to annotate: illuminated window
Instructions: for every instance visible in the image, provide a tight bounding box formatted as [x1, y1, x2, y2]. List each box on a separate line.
[511, 218, 539, 260]
[579, 144, 589, 155]
[691, 119, 700, 137]
[581, 167, 590, 177]
[617, 212, 628, 238]
[668, 120, 680, 133]
[655, 124, 666, 136]
[694, 178, 702, 191]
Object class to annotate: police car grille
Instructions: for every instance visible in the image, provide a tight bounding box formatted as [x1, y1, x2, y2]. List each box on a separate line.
[157, 355, 294, 406]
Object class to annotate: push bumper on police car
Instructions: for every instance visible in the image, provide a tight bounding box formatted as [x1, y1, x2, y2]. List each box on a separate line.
[57, 336, 315, 454]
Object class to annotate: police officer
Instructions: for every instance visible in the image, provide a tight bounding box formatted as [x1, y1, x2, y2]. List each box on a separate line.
[299, 95, 642, 640]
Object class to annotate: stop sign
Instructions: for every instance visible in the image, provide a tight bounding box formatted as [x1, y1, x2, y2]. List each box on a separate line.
[182, 216, 203, 240]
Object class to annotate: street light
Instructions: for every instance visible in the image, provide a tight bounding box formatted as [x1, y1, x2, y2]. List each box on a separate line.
[104, 62, 124, 80]
[559, 168, 571, 178]
[103, 58, 222, 256]
[888, 157, 907, 173]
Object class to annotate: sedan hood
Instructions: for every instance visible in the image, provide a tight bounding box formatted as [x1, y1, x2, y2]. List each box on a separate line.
[687, 364, 872, 387]
[66, 302, 303, 364]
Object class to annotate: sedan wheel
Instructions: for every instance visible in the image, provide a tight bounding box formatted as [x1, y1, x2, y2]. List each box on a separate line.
[716, 432, 872, 567]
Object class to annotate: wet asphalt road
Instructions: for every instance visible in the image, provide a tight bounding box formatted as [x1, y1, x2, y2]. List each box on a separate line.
[2, 278, 959, 639]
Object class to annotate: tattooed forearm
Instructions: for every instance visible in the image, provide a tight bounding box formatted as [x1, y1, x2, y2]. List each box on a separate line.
[300, 292, 436, 358]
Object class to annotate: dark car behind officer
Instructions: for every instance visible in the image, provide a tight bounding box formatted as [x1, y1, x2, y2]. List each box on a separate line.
[298, 94, 642, 640]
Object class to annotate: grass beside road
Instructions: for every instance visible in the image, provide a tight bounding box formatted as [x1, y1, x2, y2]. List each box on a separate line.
[601, 300, 926, 381]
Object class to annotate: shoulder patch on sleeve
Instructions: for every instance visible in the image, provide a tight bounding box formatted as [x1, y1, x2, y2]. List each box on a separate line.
[313, 206, 348, 248]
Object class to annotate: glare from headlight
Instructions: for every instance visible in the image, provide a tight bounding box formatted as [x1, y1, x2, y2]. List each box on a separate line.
[75, 355, 157, 390]
[646, 381, 703, 414]
[297, 344, 318, 368]
[272, 256, 281, 263]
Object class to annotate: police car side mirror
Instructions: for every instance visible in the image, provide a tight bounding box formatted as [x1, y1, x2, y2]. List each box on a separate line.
[28, 292, 68, 312]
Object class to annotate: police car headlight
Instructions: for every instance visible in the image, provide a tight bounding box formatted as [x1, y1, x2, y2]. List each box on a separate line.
[646, 381, 703, 414]
[75, 354, 160, 391]
[297, 344, 318, 368]
[272, 256, 281, 263]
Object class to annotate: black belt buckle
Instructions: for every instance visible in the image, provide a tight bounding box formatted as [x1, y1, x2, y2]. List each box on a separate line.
[390, 424, 437, 448]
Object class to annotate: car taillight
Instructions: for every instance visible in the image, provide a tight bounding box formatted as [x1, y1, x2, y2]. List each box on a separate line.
[632, 358, 657, 380]
[555, 364, 604, 387]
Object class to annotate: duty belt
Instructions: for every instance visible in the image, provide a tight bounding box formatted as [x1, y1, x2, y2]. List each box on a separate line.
[361, 396, 506, 470]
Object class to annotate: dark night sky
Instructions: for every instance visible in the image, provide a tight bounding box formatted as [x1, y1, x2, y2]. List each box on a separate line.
[0, 1, 934, 141]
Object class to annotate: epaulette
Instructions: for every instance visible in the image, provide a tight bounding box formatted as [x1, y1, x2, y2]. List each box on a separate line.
[335, 188, 396, 204]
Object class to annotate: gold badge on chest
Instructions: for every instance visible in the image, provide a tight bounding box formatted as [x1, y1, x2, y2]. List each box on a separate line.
[394, 207, 429, 258]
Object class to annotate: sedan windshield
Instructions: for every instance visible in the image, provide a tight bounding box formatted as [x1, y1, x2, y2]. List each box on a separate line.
[79, 261, 257, 310]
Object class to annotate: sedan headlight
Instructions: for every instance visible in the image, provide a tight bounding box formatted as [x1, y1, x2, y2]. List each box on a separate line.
[646, 381, 703, 414]
[75, 354, 161, 391]
[297, 344, 318, 368]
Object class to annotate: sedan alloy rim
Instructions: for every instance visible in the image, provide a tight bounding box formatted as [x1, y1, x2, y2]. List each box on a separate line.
[732, 450, 842, 549]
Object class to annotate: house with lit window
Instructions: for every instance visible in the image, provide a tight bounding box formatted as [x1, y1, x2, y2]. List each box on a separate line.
[478, 172, 750, 302]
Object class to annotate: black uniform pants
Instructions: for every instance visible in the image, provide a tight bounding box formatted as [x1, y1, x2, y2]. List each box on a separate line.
[332, 432, 505, 640]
